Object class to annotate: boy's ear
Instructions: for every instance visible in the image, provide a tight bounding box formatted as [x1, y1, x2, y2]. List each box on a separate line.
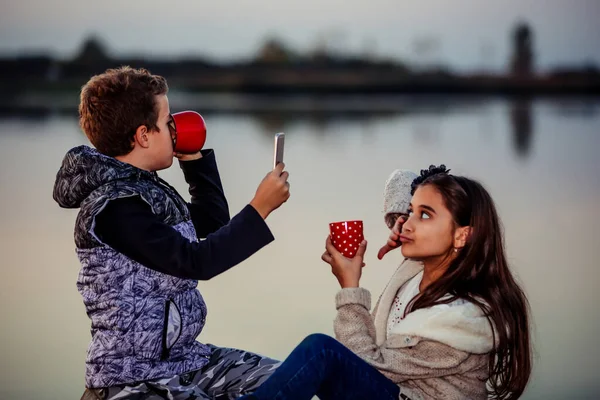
[133, 125, 150, 149]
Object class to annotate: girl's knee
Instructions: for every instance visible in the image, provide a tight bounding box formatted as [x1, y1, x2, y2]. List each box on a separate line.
[299, 333, 339, 351]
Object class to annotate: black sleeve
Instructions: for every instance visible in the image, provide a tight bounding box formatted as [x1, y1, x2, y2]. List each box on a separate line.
[93, 197, 274, 280]
[178, 149, 230, 238]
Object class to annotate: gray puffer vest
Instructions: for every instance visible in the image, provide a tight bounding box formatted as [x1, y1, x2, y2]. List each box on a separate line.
[53, 145, 211, 388]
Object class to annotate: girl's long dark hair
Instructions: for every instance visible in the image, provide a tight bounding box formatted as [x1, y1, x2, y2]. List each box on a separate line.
[408, 169, 532, 400]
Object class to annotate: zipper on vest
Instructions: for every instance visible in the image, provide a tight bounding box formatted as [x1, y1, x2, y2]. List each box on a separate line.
[160, 298, 172, 360]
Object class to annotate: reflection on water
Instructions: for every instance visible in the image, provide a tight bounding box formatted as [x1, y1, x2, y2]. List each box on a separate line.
[511, 97, 534, 158]
[0, 97, 599, 400]
[4, 94, 599, 163]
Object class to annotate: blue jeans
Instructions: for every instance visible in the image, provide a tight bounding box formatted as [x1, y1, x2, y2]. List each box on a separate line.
[239, 334, 400, 400]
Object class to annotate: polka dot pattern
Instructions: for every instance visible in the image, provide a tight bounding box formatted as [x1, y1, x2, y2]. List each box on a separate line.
[329, 220, 364, 258]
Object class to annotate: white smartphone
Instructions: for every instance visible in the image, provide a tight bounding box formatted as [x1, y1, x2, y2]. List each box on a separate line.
[273, 132, 285, 169]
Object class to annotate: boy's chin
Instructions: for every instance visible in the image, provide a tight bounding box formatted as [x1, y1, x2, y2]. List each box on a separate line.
[163, 158, 174, 169]
[154, 157, 174, 171]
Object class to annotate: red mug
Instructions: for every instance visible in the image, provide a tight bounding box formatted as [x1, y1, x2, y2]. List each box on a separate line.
[171, 111, 207, 154]
[329, 220, 364, 258]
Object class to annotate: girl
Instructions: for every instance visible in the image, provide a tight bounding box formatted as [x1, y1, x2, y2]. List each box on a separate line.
[240, 165, 532, 400]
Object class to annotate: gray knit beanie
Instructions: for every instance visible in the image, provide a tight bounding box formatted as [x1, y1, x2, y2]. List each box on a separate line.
[383, 169, 418, 229]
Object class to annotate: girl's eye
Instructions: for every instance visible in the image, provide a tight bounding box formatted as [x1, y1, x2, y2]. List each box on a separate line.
[407, 209, 430, 220]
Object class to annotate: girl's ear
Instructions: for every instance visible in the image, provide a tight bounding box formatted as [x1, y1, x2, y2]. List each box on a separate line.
[453, 226, 471, 250]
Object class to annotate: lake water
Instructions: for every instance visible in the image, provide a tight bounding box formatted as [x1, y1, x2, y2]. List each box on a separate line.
[1, 96, 599, 399]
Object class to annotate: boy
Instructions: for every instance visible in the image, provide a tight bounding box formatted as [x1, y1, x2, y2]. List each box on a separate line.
[53, 66, 290, 399]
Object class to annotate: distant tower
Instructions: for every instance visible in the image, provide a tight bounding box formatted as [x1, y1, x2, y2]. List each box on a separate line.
[74, 35, 109, 64]
[510, 23, 535, 77]
[256, 38, 292, 63]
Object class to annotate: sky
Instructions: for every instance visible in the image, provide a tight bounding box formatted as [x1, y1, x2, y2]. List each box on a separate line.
[1, 0, 599, 72]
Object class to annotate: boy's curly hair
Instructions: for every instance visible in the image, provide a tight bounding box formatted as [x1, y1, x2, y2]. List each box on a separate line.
[79, 66, 168, 156]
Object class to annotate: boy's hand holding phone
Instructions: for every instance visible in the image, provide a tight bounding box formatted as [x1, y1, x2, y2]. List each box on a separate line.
[250, 162, 290, 219]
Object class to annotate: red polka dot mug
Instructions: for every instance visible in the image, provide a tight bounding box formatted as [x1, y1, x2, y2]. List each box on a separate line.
[329, 220, 364, 258]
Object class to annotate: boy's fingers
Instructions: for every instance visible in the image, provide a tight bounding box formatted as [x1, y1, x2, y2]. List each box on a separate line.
[377, 244, 391, 260]
[274, 162, 285, 174]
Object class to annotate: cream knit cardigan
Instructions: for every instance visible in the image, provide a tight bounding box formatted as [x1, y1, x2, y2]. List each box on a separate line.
[334, 259, 495, 400]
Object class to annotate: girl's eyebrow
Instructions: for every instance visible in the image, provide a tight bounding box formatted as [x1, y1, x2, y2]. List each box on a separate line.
[409, 203, 437, 215]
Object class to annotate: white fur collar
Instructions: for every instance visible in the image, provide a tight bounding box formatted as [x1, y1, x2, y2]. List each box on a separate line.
[373, 259, 494, 354]
[389, 300, 494, 354]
